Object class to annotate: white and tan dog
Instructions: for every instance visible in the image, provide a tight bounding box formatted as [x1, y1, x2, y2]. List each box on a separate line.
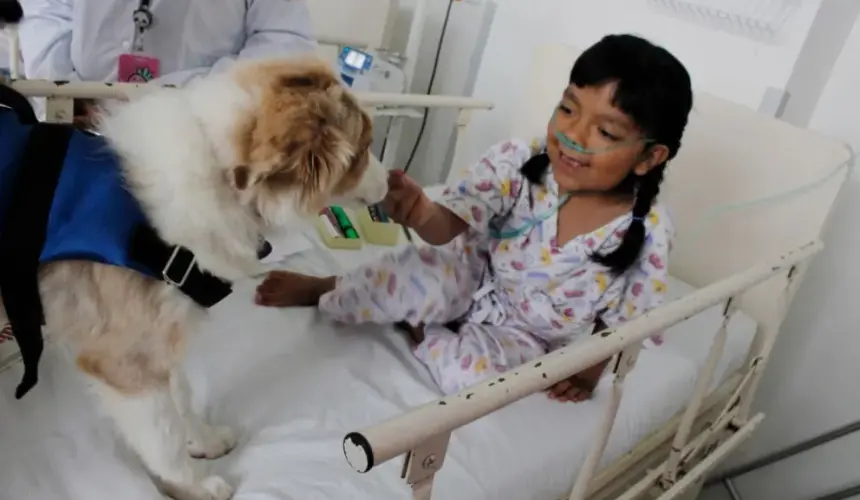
[0, 57, 387, 500]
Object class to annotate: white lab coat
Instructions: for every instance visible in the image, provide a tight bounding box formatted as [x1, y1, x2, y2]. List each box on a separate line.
[18, 0, 318, 86]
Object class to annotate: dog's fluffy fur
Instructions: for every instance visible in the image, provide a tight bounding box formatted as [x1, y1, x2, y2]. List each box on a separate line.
[4, 58, 387, 499]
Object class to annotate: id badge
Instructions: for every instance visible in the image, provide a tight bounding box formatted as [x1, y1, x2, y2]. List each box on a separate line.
[118, 53, 160, 82]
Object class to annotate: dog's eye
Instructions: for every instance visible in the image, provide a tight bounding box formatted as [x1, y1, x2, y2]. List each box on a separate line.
[232, 165, 251, 190]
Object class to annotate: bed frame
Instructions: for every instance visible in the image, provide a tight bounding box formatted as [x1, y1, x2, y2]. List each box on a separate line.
[4, 41, 853, 500]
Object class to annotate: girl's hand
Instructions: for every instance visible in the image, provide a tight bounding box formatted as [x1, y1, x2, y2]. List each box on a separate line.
[548, 322, 611, 403]
[547, 374, 597, 403]
[383, 170, 436, 229]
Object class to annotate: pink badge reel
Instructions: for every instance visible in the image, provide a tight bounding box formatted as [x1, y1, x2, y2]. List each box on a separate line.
[118, 53, 160, 82]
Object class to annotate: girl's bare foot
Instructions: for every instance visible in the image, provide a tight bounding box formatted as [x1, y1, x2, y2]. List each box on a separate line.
[255, 271, 336, 307]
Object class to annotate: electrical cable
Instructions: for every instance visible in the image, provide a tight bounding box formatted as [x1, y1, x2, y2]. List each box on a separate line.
[402, 0, 455, 174]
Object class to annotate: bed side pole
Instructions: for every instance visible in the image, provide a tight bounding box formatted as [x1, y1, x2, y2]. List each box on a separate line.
[660, 297, 738, 487]
[707, 419, 860, 487]
[401, 432, 452, 500]
[568, 344, 642, 500]
[735, 263, 805, 421]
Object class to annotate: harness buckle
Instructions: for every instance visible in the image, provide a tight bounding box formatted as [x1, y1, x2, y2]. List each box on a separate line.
[162, 246, 195, 288]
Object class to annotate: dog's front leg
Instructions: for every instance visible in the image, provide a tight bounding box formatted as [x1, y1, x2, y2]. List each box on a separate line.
[90, 378, 235, 500]
[170, 369, 238, 460]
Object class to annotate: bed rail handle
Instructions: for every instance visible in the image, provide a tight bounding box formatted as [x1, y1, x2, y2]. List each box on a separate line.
[7, 80, 495, 110]
[343, 241, 823, 474]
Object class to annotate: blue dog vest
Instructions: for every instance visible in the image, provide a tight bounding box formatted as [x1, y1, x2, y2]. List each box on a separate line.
[0, 108, 155, 274]
[0, 98, 233, 399]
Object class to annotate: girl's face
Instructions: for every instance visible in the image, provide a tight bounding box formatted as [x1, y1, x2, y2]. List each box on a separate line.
[546, 82, 669, 194]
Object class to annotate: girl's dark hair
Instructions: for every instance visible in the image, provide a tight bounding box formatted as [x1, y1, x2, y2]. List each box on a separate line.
[522, 34, 693, 275]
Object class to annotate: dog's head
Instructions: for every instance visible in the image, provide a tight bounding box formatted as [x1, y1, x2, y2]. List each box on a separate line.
[227, 58, 387, 229]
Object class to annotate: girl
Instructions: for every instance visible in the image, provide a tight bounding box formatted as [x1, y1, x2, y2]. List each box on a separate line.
[256, 34, 694, 402]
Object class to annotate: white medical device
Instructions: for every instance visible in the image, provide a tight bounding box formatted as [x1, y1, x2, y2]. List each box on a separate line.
[337, 46, 406, 94]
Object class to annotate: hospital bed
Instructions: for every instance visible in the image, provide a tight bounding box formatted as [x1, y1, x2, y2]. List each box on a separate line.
[0, 41, 852, 500]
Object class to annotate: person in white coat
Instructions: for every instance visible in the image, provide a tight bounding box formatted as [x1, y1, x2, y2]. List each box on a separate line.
[18, 0, 318, 119]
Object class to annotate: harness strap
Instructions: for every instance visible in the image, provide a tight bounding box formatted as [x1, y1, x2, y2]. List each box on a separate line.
[128, 224, 233, 308]
[0, 122, 72, 399]
[0, 85, 38, 125]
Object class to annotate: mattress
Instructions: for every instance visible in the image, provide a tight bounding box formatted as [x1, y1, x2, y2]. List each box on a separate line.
[0, 235, 756, 500]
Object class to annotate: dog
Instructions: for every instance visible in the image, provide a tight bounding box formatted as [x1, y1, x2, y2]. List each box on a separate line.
[0, 53, 387, 500]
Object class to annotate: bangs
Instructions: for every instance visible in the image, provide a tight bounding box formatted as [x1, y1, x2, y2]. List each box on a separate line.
[569, 34, 692, 143]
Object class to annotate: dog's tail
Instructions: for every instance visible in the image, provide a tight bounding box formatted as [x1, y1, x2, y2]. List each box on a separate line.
[0, 0, 22, 27]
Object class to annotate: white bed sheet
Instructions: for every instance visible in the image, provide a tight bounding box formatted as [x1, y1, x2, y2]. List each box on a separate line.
[0, 236, 756, 500]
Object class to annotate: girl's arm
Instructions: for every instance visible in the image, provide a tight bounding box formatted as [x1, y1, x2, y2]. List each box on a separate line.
[412, 202, 470, 246]
[547, 319, 611, 403]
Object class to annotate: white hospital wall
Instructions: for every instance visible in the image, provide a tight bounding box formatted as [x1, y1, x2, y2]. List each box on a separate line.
[307, 0, 396, 49]
[454, 0, 822, 170]
[723, 9, 860, 500]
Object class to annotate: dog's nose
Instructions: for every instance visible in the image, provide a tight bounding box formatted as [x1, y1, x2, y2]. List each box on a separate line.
[257, 240, 273, 260]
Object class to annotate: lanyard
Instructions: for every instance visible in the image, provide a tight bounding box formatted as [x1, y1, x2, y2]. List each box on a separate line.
[131, 0, 154, 52]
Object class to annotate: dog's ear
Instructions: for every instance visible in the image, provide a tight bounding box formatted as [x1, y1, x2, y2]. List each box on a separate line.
[328, 102, 374, 197]
[232, 58, 375, 212]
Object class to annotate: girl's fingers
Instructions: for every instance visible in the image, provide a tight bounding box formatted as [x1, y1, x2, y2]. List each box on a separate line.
[570, 388, 587, 403]
[387, 169, 412, 193]
[548, 379, 572, 400]
[382, 193, 404, 221]
[546, 377, 594, 403]
[387, 171, 402, 191]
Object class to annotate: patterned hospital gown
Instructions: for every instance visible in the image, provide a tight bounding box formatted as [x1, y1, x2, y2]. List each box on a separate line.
[319, 138, 674, 395]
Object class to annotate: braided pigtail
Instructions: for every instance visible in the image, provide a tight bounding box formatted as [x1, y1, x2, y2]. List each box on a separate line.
[519, 151, 550, 186]
[591, 164, 666, 275]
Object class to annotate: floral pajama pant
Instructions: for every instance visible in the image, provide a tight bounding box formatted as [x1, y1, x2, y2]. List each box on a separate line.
[319, 244, 547, 395]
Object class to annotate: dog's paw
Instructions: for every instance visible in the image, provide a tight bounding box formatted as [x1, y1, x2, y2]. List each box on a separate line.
[162, 476, 234, 500]
[200, 476, 235, 500]
[188, 425, 238, 459]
